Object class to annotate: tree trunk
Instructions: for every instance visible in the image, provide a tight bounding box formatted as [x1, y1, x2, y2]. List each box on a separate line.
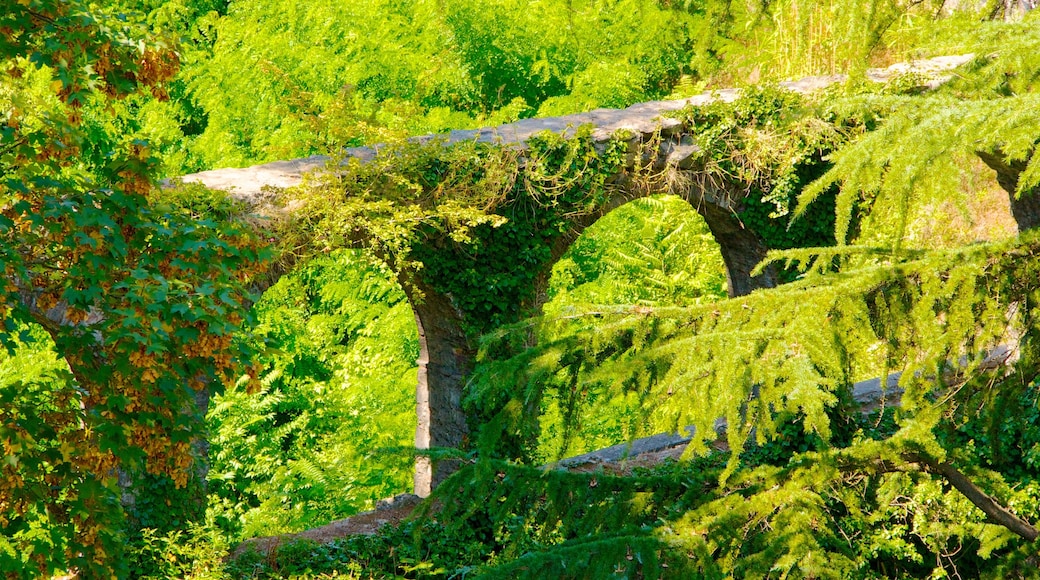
[408, 281, 473, 497]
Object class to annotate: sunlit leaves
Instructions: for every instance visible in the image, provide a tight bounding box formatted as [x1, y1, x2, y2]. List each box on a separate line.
[0, 2, 267, 575]
[208, 251, 417, 539]
[168, 0, 700, 169]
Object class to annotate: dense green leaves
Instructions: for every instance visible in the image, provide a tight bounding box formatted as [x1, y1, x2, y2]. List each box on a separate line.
[208, 251, 417, 540]
[293, 126, 633, 334]
[455, 235, 1040, 576]
[547, 195, 727, 311]
[1, 3, 267, 575]
[144, 0, 701, 172]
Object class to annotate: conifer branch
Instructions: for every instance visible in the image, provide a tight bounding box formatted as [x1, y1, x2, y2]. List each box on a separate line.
[909, 453, 1040, 542]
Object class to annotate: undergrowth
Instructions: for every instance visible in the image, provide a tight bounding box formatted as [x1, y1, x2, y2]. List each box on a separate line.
[217, 391, 1040, 579]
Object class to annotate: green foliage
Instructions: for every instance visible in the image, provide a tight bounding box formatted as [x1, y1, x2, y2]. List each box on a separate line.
[294, 88, 847, 340]
[207, 251, 417, 540]
[81, 0, 1015, 179]
[446, 28, 1040, 575]
[677, 0, 987, 83]
[546, 195, 728, 310]
[679, 86, 849, 252]
[798, 14, 1040, 250]
[0, 318, 118, 577]
[526, 195, 728, 459]
[294, 125, 631, 335]
[220, 456, 724, 579]
[143, 0, 700, 172]
[752, 0, 958, 78]
[9, 2, 1040, 578]
[223, 403, 1040, 578]
[226, 518, 494, 579]
[465, 220, 1040, 571]
[232, 391, 1038, 577]
[94, 0, 994, 178]
[126, 522, 231, 580]
[0, 4, 268, 575]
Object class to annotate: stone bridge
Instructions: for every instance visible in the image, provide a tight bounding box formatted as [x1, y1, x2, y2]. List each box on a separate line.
[176, 54, 1040, 496]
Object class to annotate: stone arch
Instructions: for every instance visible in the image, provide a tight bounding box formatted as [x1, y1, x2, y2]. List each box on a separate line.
[173, 54, 978, 497]
[408, 169, 780, 495]
[535, 172, 779, 307]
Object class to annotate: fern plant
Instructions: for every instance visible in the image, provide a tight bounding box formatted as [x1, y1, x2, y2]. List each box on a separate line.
[448, 17, 1040, 577]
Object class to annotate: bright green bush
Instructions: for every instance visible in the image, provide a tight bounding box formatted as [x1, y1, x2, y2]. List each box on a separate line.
[119, 0, 700, 173]
[207, 251, 418, 540]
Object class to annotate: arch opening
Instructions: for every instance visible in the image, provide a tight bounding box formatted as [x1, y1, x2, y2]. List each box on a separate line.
[371, 160, 803, 495]
[528, 194, 730, 462]
[545, 194, 729, 314]
[418, 172, 792, 479]
[207, 249, 420, 536]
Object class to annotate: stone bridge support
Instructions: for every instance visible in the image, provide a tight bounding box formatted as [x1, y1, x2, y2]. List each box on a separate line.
[977, 150, 1040, 232]
[174, 54, 975, 497]
[407, 280, 473, 496]
[411, 171, 778, 494]
[694, 198, 778, 295]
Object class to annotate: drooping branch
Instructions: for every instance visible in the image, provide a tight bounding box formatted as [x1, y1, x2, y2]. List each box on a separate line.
[909, 452, 1039, 542]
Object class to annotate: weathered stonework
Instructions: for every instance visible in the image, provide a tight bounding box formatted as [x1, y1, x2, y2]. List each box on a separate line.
[173, 55, 974, 202]
[172, 54, 986, 496]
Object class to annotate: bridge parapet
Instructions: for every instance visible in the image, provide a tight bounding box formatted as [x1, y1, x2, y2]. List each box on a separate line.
[173, 54, 973, 208]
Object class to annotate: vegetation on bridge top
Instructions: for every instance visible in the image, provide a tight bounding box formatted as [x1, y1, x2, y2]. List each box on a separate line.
[4, 1, 1040, 578]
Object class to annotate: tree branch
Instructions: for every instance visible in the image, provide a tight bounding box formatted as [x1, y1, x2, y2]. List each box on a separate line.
[909, 453, 1039, 542]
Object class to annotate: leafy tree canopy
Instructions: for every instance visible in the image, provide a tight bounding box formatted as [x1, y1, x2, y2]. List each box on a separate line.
[0, 2, 265, 575]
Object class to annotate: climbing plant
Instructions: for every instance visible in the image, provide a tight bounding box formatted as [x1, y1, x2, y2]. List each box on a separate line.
[677, 86, 851, 273]
[288, 87, 858, 335]
[288, 126, 635, 335]
[0, 4, 267, 576]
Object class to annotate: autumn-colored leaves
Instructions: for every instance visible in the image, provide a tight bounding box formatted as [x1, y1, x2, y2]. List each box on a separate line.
[0, 2, 267, 574]
[1, 0, 178, 108]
